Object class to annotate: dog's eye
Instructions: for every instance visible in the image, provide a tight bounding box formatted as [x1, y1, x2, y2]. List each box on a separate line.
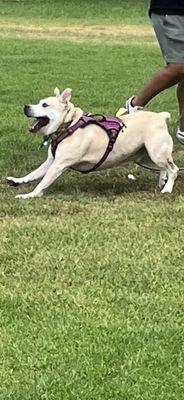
[42, 103, 49, 108]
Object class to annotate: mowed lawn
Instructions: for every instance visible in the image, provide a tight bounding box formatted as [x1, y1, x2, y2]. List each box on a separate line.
[0, 1, 184, 399]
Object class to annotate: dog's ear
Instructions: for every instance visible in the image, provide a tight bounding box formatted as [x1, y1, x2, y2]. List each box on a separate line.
[54, 87, 60, 97]
[60, 88, 72, 105]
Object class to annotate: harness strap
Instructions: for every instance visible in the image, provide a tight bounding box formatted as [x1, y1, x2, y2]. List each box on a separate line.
[80, 128, 120, 173]
[51, 114, 124, 173]
[51, 117, 87, 157]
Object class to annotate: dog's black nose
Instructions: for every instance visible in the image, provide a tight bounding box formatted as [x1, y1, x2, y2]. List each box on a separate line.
[24, 105, 30, 116]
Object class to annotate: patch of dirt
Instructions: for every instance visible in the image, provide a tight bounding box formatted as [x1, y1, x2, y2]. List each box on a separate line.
[0, 22, 156, 44]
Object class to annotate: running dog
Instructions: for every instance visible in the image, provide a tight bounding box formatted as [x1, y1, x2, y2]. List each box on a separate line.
[7, 87, 178, 199]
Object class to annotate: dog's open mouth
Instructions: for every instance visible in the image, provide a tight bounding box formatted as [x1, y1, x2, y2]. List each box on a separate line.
[29, 116, 49, 133]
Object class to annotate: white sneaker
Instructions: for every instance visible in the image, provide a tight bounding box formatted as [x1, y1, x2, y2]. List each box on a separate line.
[176, 129, 184, 144]
[125, 96, 144, 114]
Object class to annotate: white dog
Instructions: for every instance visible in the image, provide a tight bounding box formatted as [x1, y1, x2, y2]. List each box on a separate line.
[7, 87, 178, 199]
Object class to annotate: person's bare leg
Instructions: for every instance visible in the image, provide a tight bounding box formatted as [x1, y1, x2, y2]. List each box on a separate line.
[177, 80, 184, 131]
[132, 63, 184, 107]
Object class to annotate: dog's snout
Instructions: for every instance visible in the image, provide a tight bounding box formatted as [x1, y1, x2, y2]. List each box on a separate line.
[24, 105, 31, 116]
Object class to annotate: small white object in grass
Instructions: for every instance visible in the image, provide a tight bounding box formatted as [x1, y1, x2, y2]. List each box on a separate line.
[128, 173, 136, 180]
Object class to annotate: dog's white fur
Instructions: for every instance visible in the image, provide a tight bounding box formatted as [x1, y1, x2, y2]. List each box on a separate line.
[7, 87, 178, 199]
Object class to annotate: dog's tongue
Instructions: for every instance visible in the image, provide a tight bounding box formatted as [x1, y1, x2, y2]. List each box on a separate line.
[29, 117, 49, 133]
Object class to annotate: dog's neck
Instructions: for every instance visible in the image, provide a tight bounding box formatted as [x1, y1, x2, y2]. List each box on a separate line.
[43, 106, 83, 144]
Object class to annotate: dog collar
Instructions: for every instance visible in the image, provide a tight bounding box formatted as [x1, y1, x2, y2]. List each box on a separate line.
[39, 120, 73, 149]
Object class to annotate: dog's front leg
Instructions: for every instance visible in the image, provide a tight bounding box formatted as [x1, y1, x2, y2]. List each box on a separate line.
[7, 149, 54, 187]
[15, 160, 67, 199]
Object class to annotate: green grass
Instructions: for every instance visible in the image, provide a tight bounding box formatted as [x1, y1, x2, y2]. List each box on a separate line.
[0, 0, 149, 25]
[1, 1, 184, 400]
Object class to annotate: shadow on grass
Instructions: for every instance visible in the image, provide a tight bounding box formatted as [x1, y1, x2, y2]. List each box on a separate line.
[2, 166, 184, 220]
[45, 167, 157, 197]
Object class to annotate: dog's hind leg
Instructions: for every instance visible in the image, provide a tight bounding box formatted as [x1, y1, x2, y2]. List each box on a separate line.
[145, 137, 178, 193]
[7, 148, 54, 187]
[158, 169, 167, 189]
[161, 158, 178, 194]
[153, 156, 178, 194]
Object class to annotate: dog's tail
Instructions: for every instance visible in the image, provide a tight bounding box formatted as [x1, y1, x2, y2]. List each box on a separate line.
[159, 112, 171, 121]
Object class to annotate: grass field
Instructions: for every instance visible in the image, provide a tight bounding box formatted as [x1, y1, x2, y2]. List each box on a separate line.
[1, 1, 184, 399]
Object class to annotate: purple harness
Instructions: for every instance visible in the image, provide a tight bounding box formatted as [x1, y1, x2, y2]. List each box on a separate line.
[51, 113, 125, 173]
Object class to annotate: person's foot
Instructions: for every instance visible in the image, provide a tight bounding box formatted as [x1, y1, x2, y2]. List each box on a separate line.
[125, 96, 144, 113]
[176, 129, 184, 144]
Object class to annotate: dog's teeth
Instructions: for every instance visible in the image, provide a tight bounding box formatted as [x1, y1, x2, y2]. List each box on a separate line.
[32, 120, 37, 128]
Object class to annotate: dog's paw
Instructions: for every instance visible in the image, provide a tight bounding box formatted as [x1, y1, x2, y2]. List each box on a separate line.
[15, 191, 43, 200]
[15, 193, 30, 200]
[161, 185, 172, 194]
[7, 177, 20, 187]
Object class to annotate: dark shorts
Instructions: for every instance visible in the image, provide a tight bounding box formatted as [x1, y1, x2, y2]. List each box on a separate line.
[151, 13, 184, 64]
